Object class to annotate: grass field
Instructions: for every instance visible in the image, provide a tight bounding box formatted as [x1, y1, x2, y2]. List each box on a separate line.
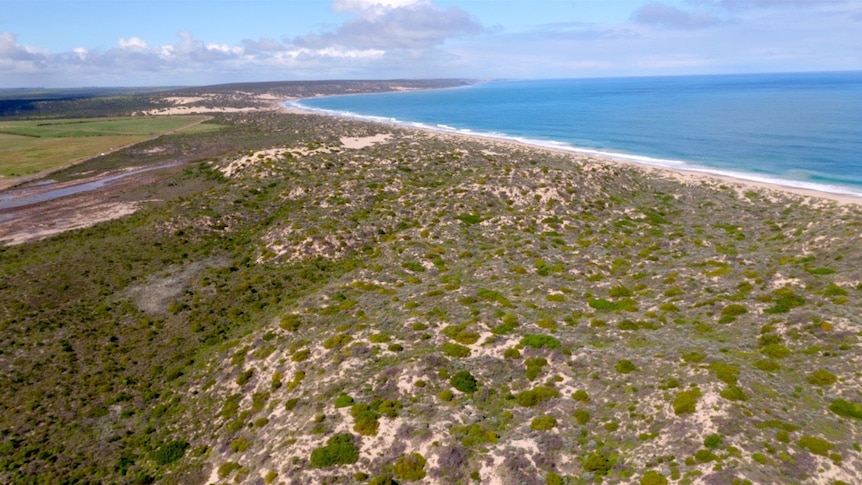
[0, 115, 214, 177]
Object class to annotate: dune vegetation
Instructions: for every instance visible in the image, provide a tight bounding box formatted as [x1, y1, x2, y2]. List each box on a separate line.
[1, 82, 861, 484]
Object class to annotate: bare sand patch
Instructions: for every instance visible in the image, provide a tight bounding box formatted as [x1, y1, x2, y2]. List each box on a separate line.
[141, 106, 267, 116]
[340, 134, 392, 149]
[163, 96, 207, 105]
[0, 200, 139, 245]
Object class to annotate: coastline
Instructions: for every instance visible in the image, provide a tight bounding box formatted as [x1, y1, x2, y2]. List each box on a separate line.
[281, 100, 862, 207]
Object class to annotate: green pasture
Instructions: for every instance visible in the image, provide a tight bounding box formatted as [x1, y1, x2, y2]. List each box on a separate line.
[0, 115, 213, 177]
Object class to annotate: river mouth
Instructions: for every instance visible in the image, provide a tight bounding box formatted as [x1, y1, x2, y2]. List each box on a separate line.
[0, 162, 179, 210]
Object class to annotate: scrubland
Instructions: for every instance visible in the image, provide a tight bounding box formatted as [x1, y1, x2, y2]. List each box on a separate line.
[0, 83, 861, 485]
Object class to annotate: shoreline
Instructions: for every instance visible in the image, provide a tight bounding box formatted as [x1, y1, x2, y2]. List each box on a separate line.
[283, 99, 862, 207]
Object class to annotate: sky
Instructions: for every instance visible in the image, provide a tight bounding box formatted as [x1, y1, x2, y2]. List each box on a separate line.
[1, 0, 860, 88]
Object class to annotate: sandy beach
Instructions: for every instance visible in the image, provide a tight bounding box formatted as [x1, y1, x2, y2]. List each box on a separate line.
[280, 101, 862, 207]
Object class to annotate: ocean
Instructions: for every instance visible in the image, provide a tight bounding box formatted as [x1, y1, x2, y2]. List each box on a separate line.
[293, 72, 862, 197]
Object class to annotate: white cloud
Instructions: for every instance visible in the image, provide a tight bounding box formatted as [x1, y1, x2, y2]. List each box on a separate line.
[333, 0, 424, 13]
[0, 0, 858, 87]
[0, 32, 49, 59]
[118, 37, 148, 50]
[295, 0, 482, 50]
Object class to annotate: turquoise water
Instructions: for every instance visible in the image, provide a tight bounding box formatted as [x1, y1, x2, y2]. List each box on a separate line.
[295, 72, 862, 197]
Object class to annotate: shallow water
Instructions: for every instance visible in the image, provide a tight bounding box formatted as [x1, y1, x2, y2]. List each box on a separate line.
[0, 163, 177, 210]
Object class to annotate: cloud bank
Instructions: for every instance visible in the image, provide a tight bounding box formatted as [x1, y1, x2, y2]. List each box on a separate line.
[0, 0, 858, 88]
[0, 0, 481, 87]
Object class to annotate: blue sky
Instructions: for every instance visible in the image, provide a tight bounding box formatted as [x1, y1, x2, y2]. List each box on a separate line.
[1, 0, 860, 88]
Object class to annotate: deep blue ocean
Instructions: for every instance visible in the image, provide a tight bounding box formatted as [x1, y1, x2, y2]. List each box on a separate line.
[294, 72, 862, 197]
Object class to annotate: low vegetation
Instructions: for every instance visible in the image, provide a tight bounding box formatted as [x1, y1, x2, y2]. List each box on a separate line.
[1, 81, 861, 484]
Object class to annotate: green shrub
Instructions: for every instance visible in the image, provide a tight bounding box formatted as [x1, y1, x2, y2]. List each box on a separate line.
[694, 449, 717, 462]
[151, 440, 189, 466]
[764, 288, 805, 314]
[703, 434, 723, 449]
[455, 213, 483, 225]
[640, 470, 668, 485]
[824, 283, 848, 296]
[368, 475, 398, 485]
[574, 409, 591, 425]
[530, 415, 558, 431]
[236, 369, 254, 386]
[661, 377, 680, 389]
[251, 391, 269, 412]
[309, 433, 359, 467]
[401, 261, 425, 272]
[753, 359, 781, 372]
[807, 369, 837, 386]
[807, 267, 835, 275]
[503, 347, 521, 358]
[572, 389, 590, 402]
[797, 435, 832, 456]
[334, 393, 355, 408]
[521, 334, 561, 350]
[829, 399, 862, 420]
[217, 462, 241, 479]
[352, 407, 380, 436]
[442, 342, 471, 358]
[535, 259, 564, 276]
[718, 386, 748, 401]
[230, 437, 252, 453]
[682, 351, 704, 363]
[755, 419, 801, 432]
[515, 386, 560, 407]
[589, 298, 636, 312]
[450, 370, 479, 393]
[537, 317, 557, 330]
[673, 388, 702, 415]
[525, 357, 548, 380]
[609, 285, 632, 297]
[582, 452, 613, 476]
[443, 325, 480, 344]
[710, 362, 739, 385]
[721, 304, 748, 317]
[659, 302, 679, 313]
[438, 390, 454, 402]
[271, 372, 283, 390]
[760, 343, 791, 359]
[369, 332, 391, 343]
[547, 472, 565, 485]
[477, 288, 513, 307]
[323, 333, 353, 349]
[492, 322, 518, 335]
[292, 348, 311, 362]
[264, 470, 278, 484]
[451, 423, 498, 446]
[393, 452, 427, 481]
[288, 370, 306, 390]
[280, 314, 302, 331]
[616, 359, 637, 374]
